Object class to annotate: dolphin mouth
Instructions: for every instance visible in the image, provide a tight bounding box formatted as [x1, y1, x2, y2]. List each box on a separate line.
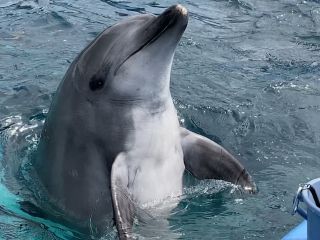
[114, 5, 188, 74]
[143, 4, 188, 46]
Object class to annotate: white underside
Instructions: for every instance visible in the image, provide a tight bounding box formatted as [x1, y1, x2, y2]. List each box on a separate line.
[125, 100, 185, 206]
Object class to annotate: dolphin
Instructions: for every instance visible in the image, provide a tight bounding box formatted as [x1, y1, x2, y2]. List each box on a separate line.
[34, 4, 256, 239]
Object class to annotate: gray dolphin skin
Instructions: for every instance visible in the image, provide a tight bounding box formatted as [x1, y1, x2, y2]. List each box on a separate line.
[34, 4, 256, 239]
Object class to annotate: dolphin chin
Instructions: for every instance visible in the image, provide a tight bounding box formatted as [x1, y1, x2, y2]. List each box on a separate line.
[33, 4, 256, 239]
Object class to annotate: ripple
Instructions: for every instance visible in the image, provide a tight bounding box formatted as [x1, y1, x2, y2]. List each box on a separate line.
[0, 0, 21, 8]
[0, 0, 50, 10]
[100, 0, 146, 14]
[227, 0, 253, 11]
[265, 81, 320, 96]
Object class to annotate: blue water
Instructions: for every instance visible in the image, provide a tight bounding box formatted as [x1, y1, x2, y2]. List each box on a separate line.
[0, 0, 320, 239]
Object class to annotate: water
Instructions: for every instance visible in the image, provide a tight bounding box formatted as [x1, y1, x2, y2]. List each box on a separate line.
[0, 0, 320, 239]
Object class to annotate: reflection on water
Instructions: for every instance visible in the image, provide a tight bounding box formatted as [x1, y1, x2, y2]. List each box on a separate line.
[0, 0, 320, 239]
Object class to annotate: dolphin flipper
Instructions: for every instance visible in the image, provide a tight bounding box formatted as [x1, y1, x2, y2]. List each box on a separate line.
[180, 128, 257, 193]
[111, 153, 135, 240]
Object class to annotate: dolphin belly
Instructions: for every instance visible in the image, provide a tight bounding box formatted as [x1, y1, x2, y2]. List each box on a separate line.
[125, 101, 185, 204]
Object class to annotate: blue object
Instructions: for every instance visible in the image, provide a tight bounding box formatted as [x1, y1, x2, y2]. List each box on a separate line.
[282, 220, 307, 240]
[284, 178, 320, 240]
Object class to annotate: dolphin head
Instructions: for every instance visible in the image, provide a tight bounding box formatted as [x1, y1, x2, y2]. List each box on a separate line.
[71, 5, 188, 103]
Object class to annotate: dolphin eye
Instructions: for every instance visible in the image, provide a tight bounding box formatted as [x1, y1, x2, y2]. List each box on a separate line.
[89, 75, 105, 91]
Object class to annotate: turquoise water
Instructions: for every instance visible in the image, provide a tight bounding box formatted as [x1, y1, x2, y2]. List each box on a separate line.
[1, 0, 320, 239]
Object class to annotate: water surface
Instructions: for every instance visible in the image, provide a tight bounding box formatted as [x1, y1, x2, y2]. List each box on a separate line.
[1, 0, 320, 239]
